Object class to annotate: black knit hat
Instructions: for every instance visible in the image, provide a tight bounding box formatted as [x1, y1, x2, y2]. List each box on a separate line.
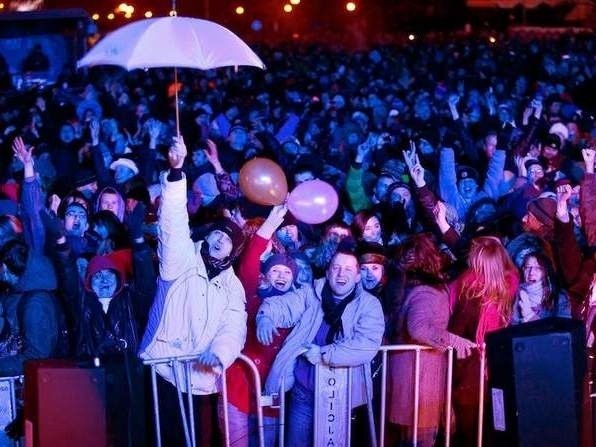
[261, 253, 297, 278]
[207, 218, 244, 252]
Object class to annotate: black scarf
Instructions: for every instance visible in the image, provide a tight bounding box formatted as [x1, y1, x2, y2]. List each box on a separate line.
[321, 282, 357, 344]
[200, 242, 231, 280]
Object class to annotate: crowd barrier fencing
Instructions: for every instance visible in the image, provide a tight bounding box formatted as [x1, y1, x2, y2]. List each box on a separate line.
[0, 376, 22, 447]
[142, 344, 478, 447]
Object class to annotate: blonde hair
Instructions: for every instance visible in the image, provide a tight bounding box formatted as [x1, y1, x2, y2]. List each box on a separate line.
[462, 236, 518, 320]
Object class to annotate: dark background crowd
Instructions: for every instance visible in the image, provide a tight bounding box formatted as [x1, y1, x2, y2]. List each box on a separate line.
[0, 18, 594, 447]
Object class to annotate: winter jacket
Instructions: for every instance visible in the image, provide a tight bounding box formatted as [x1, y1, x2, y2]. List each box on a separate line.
[139, 172, 246, 395]
[226, 234, 291, 415]
[0, 251, 61, 376]
[439, 147, 505, 221]
[257, 278, 384, 408]
[53, 242, 155, 358]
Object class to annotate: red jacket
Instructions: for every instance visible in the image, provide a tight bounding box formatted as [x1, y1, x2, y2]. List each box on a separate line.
[226, 235, 291, 415]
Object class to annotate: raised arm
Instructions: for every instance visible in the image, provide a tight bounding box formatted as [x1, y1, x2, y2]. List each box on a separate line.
[157, 135, 196, 281]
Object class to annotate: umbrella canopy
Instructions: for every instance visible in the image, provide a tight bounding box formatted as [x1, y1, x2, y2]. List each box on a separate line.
[77, 16, 265, 71]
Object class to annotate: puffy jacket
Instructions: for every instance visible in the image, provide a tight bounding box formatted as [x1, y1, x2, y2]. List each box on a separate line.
[0, 251, 61, 376]
[139, 172, 246, 395]
[257, 278, 384, 408]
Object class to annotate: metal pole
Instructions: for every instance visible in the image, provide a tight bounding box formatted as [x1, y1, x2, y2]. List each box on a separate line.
[279, 376, 286, 447]
[172, 361, 193, 447]
[150, 366, 162, 447]
[346, 368, 352, 447]
[413, 348, 421, 446]
[221, 368, 231, 447]
[445, 347, 454, 447]
[313, 364, 320, 446]
[363, 365, 378, 447]
[185, 362, 196, 445]
[477, 345, 486, 447]
[237, 354, 265, 447]
[379, 350, 388, 447]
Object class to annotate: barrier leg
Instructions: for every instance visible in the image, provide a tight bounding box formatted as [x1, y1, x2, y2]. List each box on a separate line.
[172, 361, 192, 447]
[363, 366, 378, 447]
[413, 348, 421, 447]
[150, 366, 162, 447]
[445, 348, 453, 447]
[279, 376, 286, 447]
[379, 350, 388, 447]
[346, 368, 352, 447]
[221, 369, 230, 447]
[477, 345, 486, 447]
[185, 362, 196, 445]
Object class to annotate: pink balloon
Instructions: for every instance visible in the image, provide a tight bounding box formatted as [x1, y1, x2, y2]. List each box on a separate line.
[287, 180, 339, 225]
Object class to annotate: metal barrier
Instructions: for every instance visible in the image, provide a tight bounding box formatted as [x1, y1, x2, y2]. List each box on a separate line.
[0, 376, 23, 447]
[142, 347, 473, 447]
[377, 344, 455, 447]
[142, 353, 264, 447]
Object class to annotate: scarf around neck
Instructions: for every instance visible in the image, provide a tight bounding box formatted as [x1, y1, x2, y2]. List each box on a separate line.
[321, 282, 357, 344]
[200, 242, 231, 280]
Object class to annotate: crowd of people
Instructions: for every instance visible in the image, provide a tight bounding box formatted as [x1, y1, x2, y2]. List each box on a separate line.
[0, 29, 595, 447]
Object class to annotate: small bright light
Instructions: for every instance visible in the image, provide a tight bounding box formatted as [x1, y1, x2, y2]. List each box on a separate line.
[292, 33, 300, 39]
[124, 12, 132, 18]
[91, 13, 99, 20]
[169, 9, 177, 16]
[283, 4, 292, 12]
[290, 0, 300, 4]
[235, 6, 244, 14]
[117, 3, 128, 12]
[125, 5, 134, 14]
[489, 36, 496, 43]
[346, 2, 356, 11]
[107, 13, 115, 20]
[0, 3, 5, 9]
[408, 34, 415, 41]
[144, 11, 152, 18]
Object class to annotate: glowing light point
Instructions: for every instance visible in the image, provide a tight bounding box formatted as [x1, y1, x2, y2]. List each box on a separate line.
[408, 34, 415, 41]
[489, 36, 497, 43]
[0, 3, 4, 9]
[235, 6, 244, 15]
[91, 13, 99, 20]
[107, 13, 115, 20]
[283, 4, 292, 13]
[346, 2, 356, 11]
[144, 11, 153, 18]
[169, 10, 177, 17]
[290, 0, 300, 4]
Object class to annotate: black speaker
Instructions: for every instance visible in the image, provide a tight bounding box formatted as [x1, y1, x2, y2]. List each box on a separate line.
[485, 318, 586, 447]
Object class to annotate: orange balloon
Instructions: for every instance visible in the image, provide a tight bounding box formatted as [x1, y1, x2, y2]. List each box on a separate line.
[239, 158, 288, 206]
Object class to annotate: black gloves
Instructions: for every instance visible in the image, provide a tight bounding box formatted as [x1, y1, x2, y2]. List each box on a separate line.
[40, 209, 65, 242]
[126, 202, 146, 241]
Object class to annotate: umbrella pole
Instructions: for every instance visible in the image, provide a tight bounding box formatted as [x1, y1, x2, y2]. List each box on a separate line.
[174, 67, 180, 137]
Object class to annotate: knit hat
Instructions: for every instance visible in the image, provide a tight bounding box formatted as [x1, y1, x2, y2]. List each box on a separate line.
[109, 157, 139, 176]
[207, 218, 244, 252]
[261, 253, 297, 278]
[74, 168, 97, 189]
[524, 158, 543, 172]
[457, 165, 479, 182]
[526, 194, 557, 230]
[357, 241, 386, 266]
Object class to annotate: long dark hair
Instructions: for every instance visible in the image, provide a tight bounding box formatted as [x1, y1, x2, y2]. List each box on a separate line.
[521, 251, 561, 310]
[398, 233, 446, 289]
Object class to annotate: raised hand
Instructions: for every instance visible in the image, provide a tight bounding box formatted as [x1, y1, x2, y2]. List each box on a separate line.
[89, 119, 100, 145]
[556, 183, 572, 222]
[203, 139, 223, 173]
[403, 140, 425, 187]
[12, 136, 34, 165]
[582, 147, 595, 174]
[168, 135, 186, 169]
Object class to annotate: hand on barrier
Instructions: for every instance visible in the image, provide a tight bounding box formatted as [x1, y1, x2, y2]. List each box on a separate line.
[450, 334, 477, 359]
[303, 344, 322, 365]
[256, 316, 279, 346]
[196, 350, 222, 368]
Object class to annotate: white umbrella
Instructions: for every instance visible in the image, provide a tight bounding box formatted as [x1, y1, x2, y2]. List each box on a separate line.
[77, 16, 265, 132]
[77, 16, 265, 71]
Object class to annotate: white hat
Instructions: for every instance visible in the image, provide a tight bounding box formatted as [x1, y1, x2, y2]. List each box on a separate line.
[549, 122, 569, 142]
[109, 158, 139, 175]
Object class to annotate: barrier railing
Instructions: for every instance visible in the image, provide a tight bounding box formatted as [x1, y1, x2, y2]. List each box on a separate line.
[377, 344, 455, 447]
[142, 353, 264, 447]
[0, 375, 23, 447]
[142, 346, 475, 447]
